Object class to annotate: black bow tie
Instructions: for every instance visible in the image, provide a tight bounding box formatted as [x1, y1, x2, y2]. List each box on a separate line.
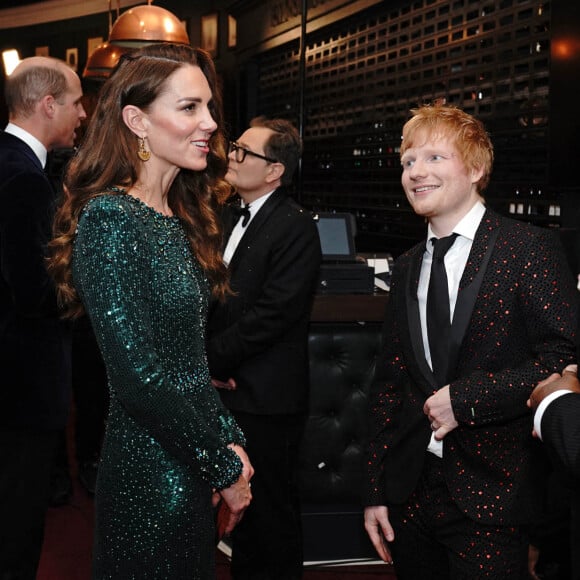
[233, 204, 251, 227]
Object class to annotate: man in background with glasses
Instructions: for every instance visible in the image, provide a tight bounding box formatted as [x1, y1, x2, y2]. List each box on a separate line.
[207, 117, 321, 579]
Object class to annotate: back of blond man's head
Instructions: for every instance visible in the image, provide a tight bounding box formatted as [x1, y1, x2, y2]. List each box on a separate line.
[5, 56, 70, 120]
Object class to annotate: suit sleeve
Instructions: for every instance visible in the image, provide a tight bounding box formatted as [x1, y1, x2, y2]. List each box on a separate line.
[541, 392, 580, 479]
[451, 227, 578, 426]
[207, 213, 321, 379]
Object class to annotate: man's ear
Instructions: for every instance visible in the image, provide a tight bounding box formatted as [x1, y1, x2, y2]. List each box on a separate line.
[39, 94, 56, 119]
[471, 164, 485, 185]
[122, 104, 148, 136]
[265, 162, 285, 184]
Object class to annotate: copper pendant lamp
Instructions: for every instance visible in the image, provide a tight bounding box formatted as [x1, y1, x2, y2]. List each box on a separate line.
[109, 3, 189, 45]
[82, 42, 131, 80]
[83, 1, 189, 80]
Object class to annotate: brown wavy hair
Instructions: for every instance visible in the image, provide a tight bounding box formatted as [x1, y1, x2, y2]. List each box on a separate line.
[49, 43, 232, 318]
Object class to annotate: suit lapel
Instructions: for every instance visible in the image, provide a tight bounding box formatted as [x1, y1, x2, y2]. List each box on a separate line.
[405, 243, 436, 389]
[406, 209, 502, 389]
[221, 203, 239, 249]
[447, 209, 501, 380]
[228, 189, 286, 273]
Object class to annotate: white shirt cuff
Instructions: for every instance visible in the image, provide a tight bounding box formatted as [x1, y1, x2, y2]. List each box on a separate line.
[534, 390, 571, 440]
[427, 433, 443, 457]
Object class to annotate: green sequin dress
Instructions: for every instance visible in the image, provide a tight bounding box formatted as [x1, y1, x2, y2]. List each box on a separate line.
[72, 192, 244, 579]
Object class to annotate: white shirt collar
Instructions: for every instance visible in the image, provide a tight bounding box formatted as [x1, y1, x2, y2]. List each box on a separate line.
[4, 122, 48, 169]
[426, 200, 486, 250]
[223, 190, 276, 266]
[242, 189, 276, 215]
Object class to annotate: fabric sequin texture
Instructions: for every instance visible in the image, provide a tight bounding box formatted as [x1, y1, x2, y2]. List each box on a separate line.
[72, 192, 245, 579]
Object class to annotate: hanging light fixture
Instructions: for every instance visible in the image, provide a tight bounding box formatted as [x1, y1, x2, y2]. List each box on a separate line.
[109, 2, 189, 47]
[83, 1, 189, 81]
[82, 42, 130, 80]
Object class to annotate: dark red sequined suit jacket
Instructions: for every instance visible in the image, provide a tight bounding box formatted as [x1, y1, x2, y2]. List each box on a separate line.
[366, 208, 578, 526]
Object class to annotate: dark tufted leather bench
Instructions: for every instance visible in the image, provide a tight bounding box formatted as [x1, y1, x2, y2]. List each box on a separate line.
[299, 293, 386, 562]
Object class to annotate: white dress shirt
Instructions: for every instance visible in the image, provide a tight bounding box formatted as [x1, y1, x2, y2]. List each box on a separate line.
[419, 201, 486, 457]
[223, 191, 274, 266]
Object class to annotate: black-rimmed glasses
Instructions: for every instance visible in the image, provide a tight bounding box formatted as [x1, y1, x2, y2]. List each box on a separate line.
[229, 141, 278, 164]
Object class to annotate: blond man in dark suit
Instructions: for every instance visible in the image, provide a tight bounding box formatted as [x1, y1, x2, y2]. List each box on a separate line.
[0, 56, 85, 579]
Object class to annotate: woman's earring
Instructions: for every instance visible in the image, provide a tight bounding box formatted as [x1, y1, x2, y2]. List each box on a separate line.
[137, 137, 151, 161]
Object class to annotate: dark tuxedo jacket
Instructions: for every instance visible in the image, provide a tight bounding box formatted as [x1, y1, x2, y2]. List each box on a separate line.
[541, 392, 580, 579]
[366, 208, 578, 526]
[541, 392, 580, 479]
[0, 131, 71, 431]
[206, 189, 321, 415]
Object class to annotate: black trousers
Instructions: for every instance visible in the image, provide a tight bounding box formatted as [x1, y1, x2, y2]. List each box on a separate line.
[0, 428, 59, 580]
[388, 453, 530, 580]
[229, 412, 305, 580]
[571, 496, 580, 580]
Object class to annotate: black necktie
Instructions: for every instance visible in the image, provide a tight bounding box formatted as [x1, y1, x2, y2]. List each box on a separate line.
[427, 233, 458, 387]
[233, 204, 251, 227]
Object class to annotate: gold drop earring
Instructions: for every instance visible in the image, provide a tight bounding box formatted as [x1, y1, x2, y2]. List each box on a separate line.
[137, 136, 151, 161]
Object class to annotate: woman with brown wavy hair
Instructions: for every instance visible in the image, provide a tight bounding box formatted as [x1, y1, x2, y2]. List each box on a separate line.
[49, 43, 252, 578]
